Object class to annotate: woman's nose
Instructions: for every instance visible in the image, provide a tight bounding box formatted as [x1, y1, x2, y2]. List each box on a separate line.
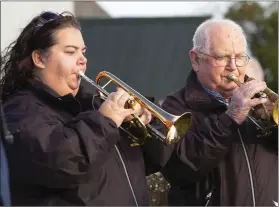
[78, 54, 87, 66]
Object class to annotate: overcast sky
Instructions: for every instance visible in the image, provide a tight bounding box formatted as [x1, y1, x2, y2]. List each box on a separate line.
[97, 2, 232, 18]
[97, 1, 272, 18]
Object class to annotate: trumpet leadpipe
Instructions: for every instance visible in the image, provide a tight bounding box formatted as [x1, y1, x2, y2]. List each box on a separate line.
[78, 71, 109, 97]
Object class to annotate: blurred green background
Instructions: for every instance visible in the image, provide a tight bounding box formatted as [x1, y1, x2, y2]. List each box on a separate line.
[225, 1, 278, 91]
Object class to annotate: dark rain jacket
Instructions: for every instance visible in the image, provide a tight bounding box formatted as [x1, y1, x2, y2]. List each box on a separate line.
[160, 70, 278, 206]
[2, 79, 168, 206]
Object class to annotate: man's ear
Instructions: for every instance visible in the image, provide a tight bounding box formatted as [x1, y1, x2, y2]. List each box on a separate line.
[189, 50, 200, 72]
[31, 50, 47, 69]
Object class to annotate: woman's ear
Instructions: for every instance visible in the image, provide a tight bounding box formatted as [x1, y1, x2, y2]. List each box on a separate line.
[189, 50, 200, 72]
[31, 50, 47, 69]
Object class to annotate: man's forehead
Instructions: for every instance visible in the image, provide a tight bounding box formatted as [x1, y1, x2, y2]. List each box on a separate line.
[209, 25, 244, 40]
[209, 33, 246, 55]
[211, 46, 246, 56]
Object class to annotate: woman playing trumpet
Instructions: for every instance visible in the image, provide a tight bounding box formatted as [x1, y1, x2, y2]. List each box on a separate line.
[0, 10, 171, 206]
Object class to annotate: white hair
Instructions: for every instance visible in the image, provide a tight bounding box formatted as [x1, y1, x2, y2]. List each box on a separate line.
[192, 18, 247, 53]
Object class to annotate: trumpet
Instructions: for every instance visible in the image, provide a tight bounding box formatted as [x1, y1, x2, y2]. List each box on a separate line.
[79, 71, 192, 146]
[226, 73, 278, 135]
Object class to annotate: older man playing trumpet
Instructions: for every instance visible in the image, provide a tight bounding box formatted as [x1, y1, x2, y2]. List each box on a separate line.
[160, 18, 278, 206]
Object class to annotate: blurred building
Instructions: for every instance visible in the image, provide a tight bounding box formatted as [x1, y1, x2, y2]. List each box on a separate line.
[78, 16, 210, 102]
[74, 2, 110, 19]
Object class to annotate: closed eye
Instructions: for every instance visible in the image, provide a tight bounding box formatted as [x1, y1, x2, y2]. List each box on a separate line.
[65, 51, 75, 55]
[215, 56, 227, 60]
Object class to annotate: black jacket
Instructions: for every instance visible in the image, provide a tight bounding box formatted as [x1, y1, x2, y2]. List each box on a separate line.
[161, 70, 278, 206]
[2, 79, 166, 206]
[0, 134, 11, 206]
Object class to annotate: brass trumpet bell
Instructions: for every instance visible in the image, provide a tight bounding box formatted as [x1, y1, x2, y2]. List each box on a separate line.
[273, 100, 278, 125]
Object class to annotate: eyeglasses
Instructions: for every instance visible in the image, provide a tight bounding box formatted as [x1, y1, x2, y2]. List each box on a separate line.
[33, 11, 61, 35]
[197, 50, 250, 67]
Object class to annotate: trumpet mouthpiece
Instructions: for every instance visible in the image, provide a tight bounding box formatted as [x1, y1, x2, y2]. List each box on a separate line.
[77, 71, 86, 79]
[227, 73, 237, 81]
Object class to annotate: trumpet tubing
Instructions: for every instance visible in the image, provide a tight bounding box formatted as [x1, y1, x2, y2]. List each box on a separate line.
[79, 71, 192, 145]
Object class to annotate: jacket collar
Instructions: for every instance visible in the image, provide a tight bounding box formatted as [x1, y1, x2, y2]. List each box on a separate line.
[184, 70, 249, 112]
[28, 78, 71, 99]
[27, 79, 82, 114]
[28, 78, 92, 101]
[184, 70, 227, 112]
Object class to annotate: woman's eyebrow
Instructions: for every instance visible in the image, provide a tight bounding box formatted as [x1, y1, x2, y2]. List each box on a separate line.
[64, 45, 87, 50]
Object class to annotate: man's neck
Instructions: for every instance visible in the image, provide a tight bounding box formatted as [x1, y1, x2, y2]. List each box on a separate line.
[197, 77, 228, 105]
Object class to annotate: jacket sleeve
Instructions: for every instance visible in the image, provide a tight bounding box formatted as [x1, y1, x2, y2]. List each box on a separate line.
[4, 101, 120, 189]
[261, 127, 278, 152]
[141, 121, 175, 176]
[160, 95, 239, 183]
[129, 96, 174, 176]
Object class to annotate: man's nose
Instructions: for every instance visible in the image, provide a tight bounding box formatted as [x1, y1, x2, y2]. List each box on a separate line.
[227, 58, 237, 71]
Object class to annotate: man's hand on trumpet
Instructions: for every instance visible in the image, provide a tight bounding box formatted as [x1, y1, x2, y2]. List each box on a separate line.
[254, 91, 278, 120]
[226, 80, 268, 125]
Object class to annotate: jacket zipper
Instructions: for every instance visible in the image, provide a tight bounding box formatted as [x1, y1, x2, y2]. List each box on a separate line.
[114, 145, 139, 206]
[238, 129, 256, 206]
[214, 101, 256, 206]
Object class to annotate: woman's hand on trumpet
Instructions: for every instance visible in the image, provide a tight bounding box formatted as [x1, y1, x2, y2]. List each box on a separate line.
[124, 102, 153, 125]
[98, 88, 136, 127]
[98, 88, 152, 127]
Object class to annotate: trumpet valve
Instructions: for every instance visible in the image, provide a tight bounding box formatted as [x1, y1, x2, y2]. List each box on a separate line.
[255, 91, 268, 99]
[125, 96, 136, 109]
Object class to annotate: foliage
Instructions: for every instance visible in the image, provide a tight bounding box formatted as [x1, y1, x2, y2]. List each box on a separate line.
[147, 173, 170, 205]
[225, 1, 278, 91]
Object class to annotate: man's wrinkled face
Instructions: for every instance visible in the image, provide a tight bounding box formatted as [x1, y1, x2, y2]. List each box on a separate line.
[191, 24, 247, 99]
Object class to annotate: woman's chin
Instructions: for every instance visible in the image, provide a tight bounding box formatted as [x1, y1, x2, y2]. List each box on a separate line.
[69, 82, 80, 92]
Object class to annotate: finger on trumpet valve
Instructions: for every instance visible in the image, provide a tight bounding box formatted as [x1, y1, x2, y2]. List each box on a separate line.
[125, 96, 136, 109]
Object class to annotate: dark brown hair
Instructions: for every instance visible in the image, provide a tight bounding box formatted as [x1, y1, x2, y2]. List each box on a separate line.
[0, 11, 81, 101]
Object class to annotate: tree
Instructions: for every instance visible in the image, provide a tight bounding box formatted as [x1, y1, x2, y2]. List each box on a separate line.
[224, 1, 278, 91]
